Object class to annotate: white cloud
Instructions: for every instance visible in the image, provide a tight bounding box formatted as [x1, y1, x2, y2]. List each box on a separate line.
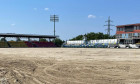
[88, 14, 96, 19]
[11, 24, 16, 26]
[44, 8, 49, 11]
[33, 8, 37, 10]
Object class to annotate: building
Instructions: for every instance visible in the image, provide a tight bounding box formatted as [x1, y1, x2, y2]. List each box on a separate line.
[116, 23, 140, 44]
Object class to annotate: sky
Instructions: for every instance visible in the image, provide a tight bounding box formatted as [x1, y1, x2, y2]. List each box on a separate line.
[0, 0, 140, 40]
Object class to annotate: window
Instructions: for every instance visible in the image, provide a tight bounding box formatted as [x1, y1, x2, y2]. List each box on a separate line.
[120, 34, 122, 38]
[135, 33, 138, 36]
[134, 26, 137, 30]
[125, 34, 128, 38]
[128, 33, 132, 38]
[117, 34, 120, 38]
[118, 28, 120, 31]
[116, 34, 118, 38]
[122, 34, 125, 38]
[133, 33, 135, 36]
[139, 33, 140, 37]
[116, 34, 120, 38]
[117, 28, 124, 31]
[125, 26, 134, 32]
[120, 28, 124, 31]
[138, 26, 140, 30]
[136, 26, 140, 30]
[123, 28, 125, 31]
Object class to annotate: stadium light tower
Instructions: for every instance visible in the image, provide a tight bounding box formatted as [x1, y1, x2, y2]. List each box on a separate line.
[104, 16, 115, 36]
[50, 15, 59, 36]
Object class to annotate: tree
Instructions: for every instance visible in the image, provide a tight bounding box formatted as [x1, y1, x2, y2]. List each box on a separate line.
[0, 38, 5, 42]
[16, 37, 21, 41]
[110, 35, 116, 39]
[70, 35, 83, 41]
[70, 32, 116, 40]
[52, 38, 64, 47]
[39, 38, 47, 42]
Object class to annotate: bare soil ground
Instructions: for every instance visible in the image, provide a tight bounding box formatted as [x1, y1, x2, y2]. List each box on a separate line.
[0, 48, 140, 84]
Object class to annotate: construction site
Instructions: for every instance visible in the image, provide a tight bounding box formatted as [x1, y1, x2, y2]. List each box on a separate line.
[0, 48, 140, 84]
[0, 17, 139, 84]
[0, 0, 140, 84]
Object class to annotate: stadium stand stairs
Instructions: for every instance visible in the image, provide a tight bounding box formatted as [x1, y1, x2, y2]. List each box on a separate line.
[5, 41, 11, 48]
[7, 42, 11, 47]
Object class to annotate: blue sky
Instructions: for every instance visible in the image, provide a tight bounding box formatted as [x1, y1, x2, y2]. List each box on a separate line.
[0, 0, 140, 40]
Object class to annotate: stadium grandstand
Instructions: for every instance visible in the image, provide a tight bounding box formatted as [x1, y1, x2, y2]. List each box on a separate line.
[0, 33, 58, 48]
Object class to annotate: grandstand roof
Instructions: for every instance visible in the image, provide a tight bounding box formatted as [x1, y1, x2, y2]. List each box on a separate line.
[0, 33, 58, 38]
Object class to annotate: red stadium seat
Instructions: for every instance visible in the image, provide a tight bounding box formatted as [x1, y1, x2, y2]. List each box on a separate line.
[24, 41, 56, 47]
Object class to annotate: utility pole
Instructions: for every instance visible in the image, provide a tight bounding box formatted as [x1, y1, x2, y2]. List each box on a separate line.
[50, 15, 59, 36]
[104, 16, 114, 36]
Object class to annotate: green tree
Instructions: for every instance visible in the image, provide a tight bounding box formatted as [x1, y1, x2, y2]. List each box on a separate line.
[52, 38, 64, 47]
[16, 37, 21, 42]
[39, 38, 47, 42]
[70, 32, 115, 40]
[70, 35, 83, 41]
[0, 38, 5, 42]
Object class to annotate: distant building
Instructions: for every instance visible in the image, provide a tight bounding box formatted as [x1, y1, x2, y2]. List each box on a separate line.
[116, 23, 140, 44]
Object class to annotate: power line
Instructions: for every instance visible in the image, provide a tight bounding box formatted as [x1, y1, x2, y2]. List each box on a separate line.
[104, 16, 114, 36]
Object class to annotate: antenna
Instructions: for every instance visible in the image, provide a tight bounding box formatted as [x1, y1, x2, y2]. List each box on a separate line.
[104, 16, 114, 36]
[50, 15, 59, 36]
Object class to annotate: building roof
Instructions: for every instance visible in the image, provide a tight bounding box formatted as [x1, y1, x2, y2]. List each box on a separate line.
[116, 23, 140, 28]
[0, 33, 58, 38]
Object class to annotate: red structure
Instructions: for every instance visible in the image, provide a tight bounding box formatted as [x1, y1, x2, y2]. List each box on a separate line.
[31, 42, 56, 47]
[116, 23, 140, 44]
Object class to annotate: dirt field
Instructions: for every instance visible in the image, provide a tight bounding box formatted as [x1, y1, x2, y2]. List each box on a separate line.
[0, 48, 140, 84]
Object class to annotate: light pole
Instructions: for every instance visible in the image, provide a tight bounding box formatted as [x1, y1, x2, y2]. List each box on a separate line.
[50, 15, 59, 36]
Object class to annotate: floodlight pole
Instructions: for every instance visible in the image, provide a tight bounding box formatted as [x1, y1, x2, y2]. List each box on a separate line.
[50, 15, 59, 37]
[54, 15, 56, 36]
